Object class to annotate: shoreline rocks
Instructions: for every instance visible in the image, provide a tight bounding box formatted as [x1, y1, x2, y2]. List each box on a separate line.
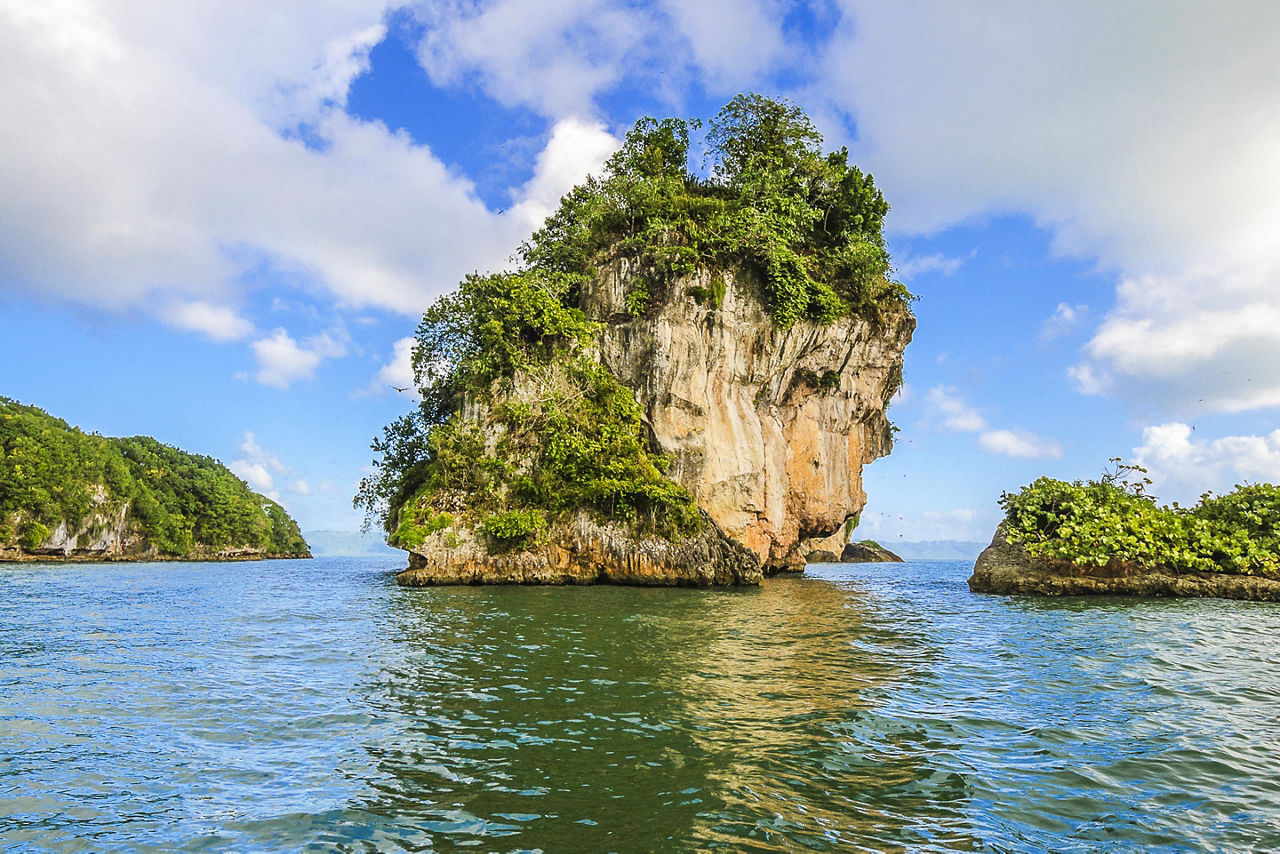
[968, 526, 1280, 601]
[0, 545, 311, 563]
[398, 511, 762, 587]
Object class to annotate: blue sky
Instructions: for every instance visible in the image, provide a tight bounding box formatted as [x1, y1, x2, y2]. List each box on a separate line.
[3, 1, 1280, 541]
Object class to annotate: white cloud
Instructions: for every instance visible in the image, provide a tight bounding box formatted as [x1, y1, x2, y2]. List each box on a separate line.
[412, 0, 655, 118]
[1041, 302, 1086, 342]
[363, 335, 421, 400]
[978, 429, 1063, 460]
[823, 2, 1280, 414]
[896, 252, 963, 281]
[925, 385, 986, 432]
[409, 0, 798, 121]
[0, 2, 547, 332]
[657, 0, 788, 91]
[289, 479, 311, 496]
[160, 301, 255, 341]
[1134, 422, 1280, 504]
[854, 507, 993, 542]
[229, 430, 287, 498]
[925, 385, 1062, 458]
[251, 328, 347, 389]
[508, 117, 619, 231]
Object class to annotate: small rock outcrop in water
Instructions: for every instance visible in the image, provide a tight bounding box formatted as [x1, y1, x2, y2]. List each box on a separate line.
[399, 510, 760, 587]
[969, 526, 1280, 601]
[839, 540, 903, 563]
[587, 262, 911, 574]
[804, 539, 903, 564]
[1, 397, 310, 562]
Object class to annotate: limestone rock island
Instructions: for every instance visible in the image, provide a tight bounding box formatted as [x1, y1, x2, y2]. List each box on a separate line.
[357, 95, 913, 586]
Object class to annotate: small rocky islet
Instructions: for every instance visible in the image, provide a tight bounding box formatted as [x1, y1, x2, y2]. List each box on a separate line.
[969, 472, 1280, 601]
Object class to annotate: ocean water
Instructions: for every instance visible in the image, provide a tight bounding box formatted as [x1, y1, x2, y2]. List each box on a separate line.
[3, 556, 1280, 852]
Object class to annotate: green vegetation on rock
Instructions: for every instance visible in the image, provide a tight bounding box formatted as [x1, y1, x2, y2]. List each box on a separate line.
[355, 272, 700, 552]
[1000, 461, 1280, 577]
[356, 94, 907, 552]
[0, 397, 308, 557]
[522, 93, 911, 327]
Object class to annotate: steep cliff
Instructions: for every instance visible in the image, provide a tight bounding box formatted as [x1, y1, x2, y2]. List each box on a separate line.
[0, 397, 310, 562]
[586, 260, 911, 572]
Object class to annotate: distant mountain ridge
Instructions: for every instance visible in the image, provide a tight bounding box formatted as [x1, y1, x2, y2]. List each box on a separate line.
[304, 529, 401, 557]
[1, 397, 309, 561]
[891, 540, 987, 561]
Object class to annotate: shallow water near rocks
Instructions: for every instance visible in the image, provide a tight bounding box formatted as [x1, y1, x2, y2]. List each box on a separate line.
[3, 557, 1280, 851]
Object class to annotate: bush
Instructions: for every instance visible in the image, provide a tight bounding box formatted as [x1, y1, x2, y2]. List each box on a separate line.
[1000, 463, 1280, 577]
[19, 521, 50, 551]
[480, 509, 547, 551]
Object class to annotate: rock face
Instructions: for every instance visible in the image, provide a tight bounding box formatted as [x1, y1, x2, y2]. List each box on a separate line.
[969, 526, 1280, 601]
[399, 511, 761, 587]
[584, 260, 913, 573]
[840, 541, 903, 563]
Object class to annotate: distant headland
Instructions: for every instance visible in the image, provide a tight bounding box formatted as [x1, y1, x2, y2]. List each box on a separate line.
[1, 397, 309, 562]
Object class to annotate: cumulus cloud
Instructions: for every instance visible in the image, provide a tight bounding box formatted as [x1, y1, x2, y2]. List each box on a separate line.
[1041, 302, 1086, 342]
[657, 0, 789, 91]
[824, 1, 1280, 414]
[978, 429, 1063, 460]
[895, 252, 964, 281]
[362, 335, 421, 400]
[251, 328, 348, 389]
[1134, 422, 1280, 503]
[229, 430, 310, 500]
[0, 1, 599, 334]
[925, 385, 1062, 458]
[925, 385, 986, 432]
[507, 117, 619, 231]
[411, 0, 797, 119]
[160, 301, 255, 341]
[412, 0, 655, 118]
[229, 431, 286, 498]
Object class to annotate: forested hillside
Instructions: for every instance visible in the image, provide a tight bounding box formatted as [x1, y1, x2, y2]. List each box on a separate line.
[0, 397, 308, 559]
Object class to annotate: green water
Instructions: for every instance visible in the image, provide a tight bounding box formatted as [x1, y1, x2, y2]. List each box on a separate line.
[3, 557, 1280, 851]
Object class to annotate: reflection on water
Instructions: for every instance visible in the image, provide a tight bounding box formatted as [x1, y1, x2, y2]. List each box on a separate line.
[3, 558, 1280, 851]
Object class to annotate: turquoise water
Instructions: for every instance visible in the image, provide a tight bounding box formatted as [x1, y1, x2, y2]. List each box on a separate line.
[3, 557, 1280, 852]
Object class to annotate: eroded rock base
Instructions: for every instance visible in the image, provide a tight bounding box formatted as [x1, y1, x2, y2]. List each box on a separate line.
[397, 512, 762, 587]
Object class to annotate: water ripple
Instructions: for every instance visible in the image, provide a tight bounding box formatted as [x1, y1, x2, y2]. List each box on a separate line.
[4, 558, 1280, 850]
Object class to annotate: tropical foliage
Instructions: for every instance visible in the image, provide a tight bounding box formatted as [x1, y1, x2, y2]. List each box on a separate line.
[0, 397, 308, 555]
[521, 93, 910, 327]
[1000, 461, 1280, 577]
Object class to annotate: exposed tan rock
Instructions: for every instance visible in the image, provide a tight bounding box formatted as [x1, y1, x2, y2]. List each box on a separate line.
[969, 525, 1280, 601]
[399, 510, 761, 587]
[584, 260, 913, 573]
